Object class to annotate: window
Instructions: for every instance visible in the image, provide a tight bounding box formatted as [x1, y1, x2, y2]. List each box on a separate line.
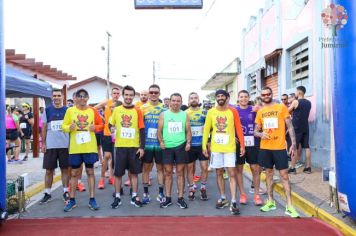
[265, 56, 278, 77]
[289, 40, 309, 87]
[248, 74, 257, 97]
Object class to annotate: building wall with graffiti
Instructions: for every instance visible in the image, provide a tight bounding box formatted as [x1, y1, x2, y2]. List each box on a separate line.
[240, 0, 335, 167]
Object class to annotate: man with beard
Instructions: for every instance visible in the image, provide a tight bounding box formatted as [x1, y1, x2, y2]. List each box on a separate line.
[186, 92, 208, 201]
[202, 90, 245, 215]
[254, 86, 299, 218]
[110, 85, 145, 208]
[158, 93, 191, 209]
[135, 90, 149, 108]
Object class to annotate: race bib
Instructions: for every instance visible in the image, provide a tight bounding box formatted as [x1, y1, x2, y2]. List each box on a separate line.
[50, 120, 63, 131]
[147, 128, 157, 139]
[168, 121, 183, 134]
[20, 123, 27, 129]
[191, 126, 203, 137]
[244, 136, 255, 147]
[120, 127, 135, 139]
[263, 118, 278, 129]
[76, 131, 91, 144]
[214, 134, 229, 145]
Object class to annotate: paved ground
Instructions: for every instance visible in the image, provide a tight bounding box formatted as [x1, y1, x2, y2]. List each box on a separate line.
[21, 166, 289, 218]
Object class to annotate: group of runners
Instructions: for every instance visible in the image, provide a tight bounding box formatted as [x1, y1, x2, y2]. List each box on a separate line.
[38, 83, 312, 218]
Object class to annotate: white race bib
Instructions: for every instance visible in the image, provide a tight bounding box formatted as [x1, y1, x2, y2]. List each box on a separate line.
[214, 133, 229, 145]
[191, 126, 203, 137]
[120, 127, 135, 139]
[244, 136, 255, 147]
[76, 131, 91, 144]
[20, 123, 27, 129]
[50, 120, 63, 131]
[263, 118, 278, 129]
[168, 121, 183, 134]
[147, 128, 158, 139]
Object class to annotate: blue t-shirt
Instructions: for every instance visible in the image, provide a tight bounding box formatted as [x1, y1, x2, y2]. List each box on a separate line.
[186, 107, 206, 147]
[236, 105, 260, 147]
[142, 102, 166, 149]
[42, 105, 69, 149]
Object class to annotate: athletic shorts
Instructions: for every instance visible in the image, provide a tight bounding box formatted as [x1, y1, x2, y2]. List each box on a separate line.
[69, 153, 98, 169]
[188, 146, 208, 163]
[143, 146, 163, 164]
[258, 149, 289, 170]
[102, 135, 114, 153]
[6, 129, 19, 141]
[162, 143, 189, 165]
[21, 128, 32, 139]
[43, 148, 70, 169]
[236, 146, 259, 165]
[114, 147, 142, 177]
[295, 130, 310, 149]
[95, 132, 103, 146]
[210, 152, 236, 169]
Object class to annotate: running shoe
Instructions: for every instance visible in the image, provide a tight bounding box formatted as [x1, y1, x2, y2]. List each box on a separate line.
[188, 190, 196, 201]
[111, 197, 122, 209]
[39, 193, 52, 204]
[156, 193, 165, 203]
[131, 196, 143, 207]
[64, 199, 76, 212]
[193, 175, 201, 182]
[177, 198, 188, 209]
[230, 202, 240, 215]
[7, 159, 15, 164]
[285, 205, 300, 218]
[142, 193, 151, 204]
[216, 198, 229, 209]
[223, 172, 229, 180]
[22, 155, 28, 161]
[239, 193, 247, 205]
[108, 176, 115, 185]
[77, 182, 86, 192]
[97, 178, 105, 189]
[253, 195, 262, 206]
[124, 179, 131, 186]
[200, 188, 208, 201]
[62, 192, 70, 203]
[120, 187, 124, 195]
[288, 168, 297, 174]
[160, 198, 172, 208]
[88, 198, 99, 211]
[303, 167, 312, 174]
[295, 162, 304, 169]
[260, 200, 276, 212]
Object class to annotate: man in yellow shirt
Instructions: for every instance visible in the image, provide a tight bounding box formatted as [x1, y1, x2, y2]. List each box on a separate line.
[254, 86, 299, 218]
[62, 89, 100, 212]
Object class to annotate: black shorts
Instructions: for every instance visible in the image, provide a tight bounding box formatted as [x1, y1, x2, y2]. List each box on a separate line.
[258, 149, 289, 170]
[114, 147, 142, 177]
[162, 143, 189, 165]
[143, 147, 163, 164]
[21, 128, 32, 139]
[236, 146, 259, 165]
[295, 130, 310, 148]
[188, 146, 208, 163]
[43, 148, 70, 169]
[6, 129, 19, 141]
[102, 135, 114, 153]
[95, 132, 103, 146]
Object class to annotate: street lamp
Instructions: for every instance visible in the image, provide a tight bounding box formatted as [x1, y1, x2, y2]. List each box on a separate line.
[102, 31, 112, 99]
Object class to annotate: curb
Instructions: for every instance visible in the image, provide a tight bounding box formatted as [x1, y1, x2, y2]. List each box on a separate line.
[243, 165, 356, 236]
[25, 174, 62, 198]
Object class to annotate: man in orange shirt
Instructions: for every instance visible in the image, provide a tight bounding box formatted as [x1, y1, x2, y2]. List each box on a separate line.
[94, 87, 120, 189]
[135, 90, 148, 108]
[254, 86, 299, 218]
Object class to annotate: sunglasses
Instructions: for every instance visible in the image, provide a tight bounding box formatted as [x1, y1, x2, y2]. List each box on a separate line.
[149, 91, 159, 95]
[76, 94, 88, 99]
[281, 98, 287, 101]
[261, 93, 272, 97]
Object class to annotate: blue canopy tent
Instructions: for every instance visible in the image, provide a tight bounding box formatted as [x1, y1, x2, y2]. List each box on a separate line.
[5, 66, 52, 100]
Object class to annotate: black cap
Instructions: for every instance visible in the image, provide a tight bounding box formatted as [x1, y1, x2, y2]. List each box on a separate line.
[215, 89, 230, 98]
[75, 88, 89, 97]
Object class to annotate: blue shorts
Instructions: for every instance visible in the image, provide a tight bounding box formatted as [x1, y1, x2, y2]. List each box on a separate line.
[69, 153, 98, 168]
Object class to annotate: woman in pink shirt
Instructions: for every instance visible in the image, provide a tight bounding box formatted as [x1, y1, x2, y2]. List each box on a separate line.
[6, 105, 21, 162]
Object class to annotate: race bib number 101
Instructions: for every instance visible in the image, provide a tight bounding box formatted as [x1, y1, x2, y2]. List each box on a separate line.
[168, 122, 183, 134]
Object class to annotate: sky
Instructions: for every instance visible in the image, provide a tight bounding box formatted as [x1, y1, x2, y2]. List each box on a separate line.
[4, 0, 265, 104]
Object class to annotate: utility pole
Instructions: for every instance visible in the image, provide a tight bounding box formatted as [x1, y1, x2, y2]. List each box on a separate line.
[153, 60, 156, 84]
[105, 31, 111, 99]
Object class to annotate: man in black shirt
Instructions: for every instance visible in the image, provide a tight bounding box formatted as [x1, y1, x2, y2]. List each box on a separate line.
[288, 86, 312, 174]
